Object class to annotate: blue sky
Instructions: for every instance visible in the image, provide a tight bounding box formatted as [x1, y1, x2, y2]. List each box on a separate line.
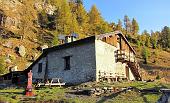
[83, 0, 170, 33]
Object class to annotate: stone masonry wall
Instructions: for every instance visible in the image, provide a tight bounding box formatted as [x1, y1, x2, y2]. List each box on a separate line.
[95, 40, 135, 81]
[32, 57, 46, 80]
[47, 42, 96, 84]
[32, 42, 96, 84]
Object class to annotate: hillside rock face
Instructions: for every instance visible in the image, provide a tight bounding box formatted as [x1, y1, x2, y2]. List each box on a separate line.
[0, 0, 22, 30]
[18, 45, 26, 57]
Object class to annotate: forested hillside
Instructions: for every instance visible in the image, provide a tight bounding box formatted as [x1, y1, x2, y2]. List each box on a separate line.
[0, 0, 169, 80]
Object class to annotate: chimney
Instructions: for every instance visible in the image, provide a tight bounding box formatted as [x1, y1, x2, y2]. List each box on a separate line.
[59, 33, 78, 44]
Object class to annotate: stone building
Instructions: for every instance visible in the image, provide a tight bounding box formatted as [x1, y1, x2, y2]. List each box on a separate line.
[25, 31, 141, 85]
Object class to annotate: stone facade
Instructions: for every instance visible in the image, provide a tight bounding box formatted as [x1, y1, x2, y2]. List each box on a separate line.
[32, 41, 96, 84]
[95, 40, 135, 82]
[30, 32, 138, 84]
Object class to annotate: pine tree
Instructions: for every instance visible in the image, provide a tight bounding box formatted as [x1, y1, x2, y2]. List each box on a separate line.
[131, 18, 139, 35]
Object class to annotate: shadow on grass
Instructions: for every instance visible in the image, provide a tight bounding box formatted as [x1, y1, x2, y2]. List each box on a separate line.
[0, 91, 24, 95]
[97, 84, 168, 103]
[135, 84, 167, 103]
[139, 62, 170, 70]
[96, 90, 127, 103]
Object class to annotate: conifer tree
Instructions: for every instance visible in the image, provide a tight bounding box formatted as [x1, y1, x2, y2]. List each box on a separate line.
[89, 5, 111, 35]
[116, 19, 123, 31]
[132, 18, 139, 35]
[151, 31, 159, 49]
[52, 35, 59, 46]
[55, 0, 72, 35]
[19, 0, 37, 38]
[141, 46, 149, 64]
[88, 5, 103, 35]
[71, 14, 80, 35]
[160, 26, 170, 48]
[124, 15, 131, 35]
[0, 57, 7, 75]
[76, 4, 89, 37]
[141, 30, 150, 47]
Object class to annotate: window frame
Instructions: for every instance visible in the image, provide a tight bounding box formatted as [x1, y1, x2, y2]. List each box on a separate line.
[63, 56, 71, 70]
[38, 63, 43, 73]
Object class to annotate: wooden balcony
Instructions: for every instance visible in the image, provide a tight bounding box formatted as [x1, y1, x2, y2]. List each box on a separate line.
[116, 49, 142, 81]
[116, 49, 136, 63]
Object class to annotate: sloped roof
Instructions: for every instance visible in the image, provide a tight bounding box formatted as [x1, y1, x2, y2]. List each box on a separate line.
[97, 31, 136, 54]
[24, 31, 136, 73]
[24, 36, 95, 73]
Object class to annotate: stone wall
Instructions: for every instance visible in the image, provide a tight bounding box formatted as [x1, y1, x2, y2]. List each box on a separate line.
[95, 40, 135, 81]
[47, 42, 96, 84]
[32, 41, 96, 84]
[32, 57, 46, 81]
[31, 37, 136, 84]
[95, 40, 117, 81]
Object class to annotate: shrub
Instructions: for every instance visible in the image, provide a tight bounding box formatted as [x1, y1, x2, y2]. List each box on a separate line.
[0, 57, 7, 75]
[156, 75, 160, 80]
[141, 46, 150, 64]
[52, 36, 59, 46]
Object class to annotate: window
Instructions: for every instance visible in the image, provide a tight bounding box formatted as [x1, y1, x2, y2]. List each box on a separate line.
[64, 56, 71, 70]
[38, 63, 42, 73]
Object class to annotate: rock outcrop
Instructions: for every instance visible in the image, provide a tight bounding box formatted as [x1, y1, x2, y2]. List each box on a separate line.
[18, 45, 26, 57]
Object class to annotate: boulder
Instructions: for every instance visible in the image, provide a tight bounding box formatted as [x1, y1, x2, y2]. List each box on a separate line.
[3, 42, 13, 48]
[5, 58, 12, 64]
[18, 45, 26, 57]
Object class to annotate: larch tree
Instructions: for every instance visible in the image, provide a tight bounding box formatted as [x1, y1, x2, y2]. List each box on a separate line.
[55, 0, 73, 35]
[116, 19, 123, 31]
[88, 5, 104, 35]
[151, 31, 159, 49]
[124, 15, 131, 35]
[76, 4, 89, 37]
[131, 18, 139, 35]
[19, 0, 38, 39]
[160, 26, 170, 48]
[71, 14, 80, 36]
[141, 46, 150, 64]
[142, 30, 151, 47]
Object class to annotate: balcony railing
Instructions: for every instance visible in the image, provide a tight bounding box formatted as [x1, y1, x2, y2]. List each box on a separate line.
[116, 49, 136, 63]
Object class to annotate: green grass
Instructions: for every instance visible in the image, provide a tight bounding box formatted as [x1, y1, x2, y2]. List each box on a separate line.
[107, 91, 144, 103]
[0, 81, 169, 103]
[0, 88, 24, 103]
[35, 87, 66, 102]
